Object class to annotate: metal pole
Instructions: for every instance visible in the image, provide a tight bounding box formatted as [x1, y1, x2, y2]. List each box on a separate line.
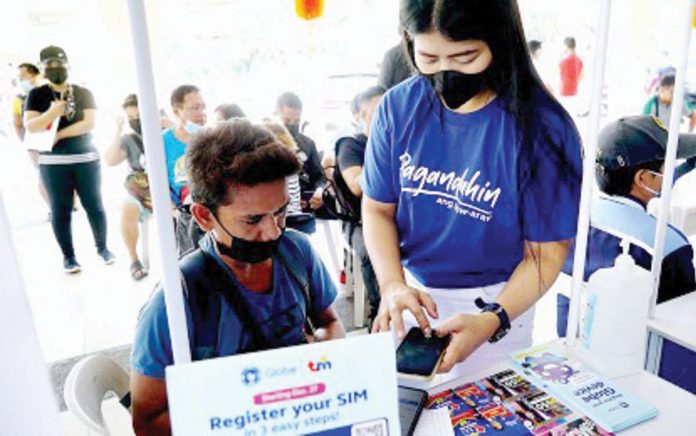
[125, 0, 191, 364]
[648, 0, 695, 318]
[566, 0, 612, 348]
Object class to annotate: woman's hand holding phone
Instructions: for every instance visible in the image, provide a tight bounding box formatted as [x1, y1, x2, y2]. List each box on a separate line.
[372, 281, 438, 339]
[396, 327, 450, 380]
[434, 312, 501, 373]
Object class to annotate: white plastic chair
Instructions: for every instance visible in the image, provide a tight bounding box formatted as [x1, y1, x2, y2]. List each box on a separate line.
[318, 219, 340, 276]
[339, 232, 367, 328]
[63, 354, 131, 435]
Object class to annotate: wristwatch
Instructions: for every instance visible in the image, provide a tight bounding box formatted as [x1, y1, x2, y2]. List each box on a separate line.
[474, 297, 511, 343]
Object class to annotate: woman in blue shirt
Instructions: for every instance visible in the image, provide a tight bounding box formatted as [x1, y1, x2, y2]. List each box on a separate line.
[362, 0, 583, 379]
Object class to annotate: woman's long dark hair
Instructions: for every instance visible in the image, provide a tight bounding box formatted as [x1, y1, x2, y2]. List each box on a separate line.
[400, 0, 583, 295]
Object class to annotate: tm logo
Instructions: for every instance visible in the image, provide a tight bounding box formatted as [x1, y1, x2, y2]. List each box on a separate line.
[308, 356, 332, 372]
[241, 367, 260, 386]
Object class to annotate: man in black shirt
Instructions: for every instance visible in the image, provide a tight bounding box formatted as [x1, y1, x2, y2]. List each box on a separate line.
[335, 86, 386, 323]
[276, 92, 326, 213]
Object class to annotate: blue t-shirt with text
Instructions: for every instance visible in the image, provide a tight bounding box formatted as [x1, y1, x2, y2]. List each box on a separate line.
[362, 76, 582, 288]
[131, 232, 338, 379]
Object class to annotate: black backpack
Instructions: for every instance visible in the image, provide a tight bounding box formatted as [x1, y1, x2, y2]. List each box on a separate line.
[323, 134, 365, 224]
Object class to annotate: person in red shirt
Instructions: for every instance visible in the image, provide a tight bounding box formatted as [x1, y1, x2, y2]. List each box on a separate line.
[559, 37, 583, 97]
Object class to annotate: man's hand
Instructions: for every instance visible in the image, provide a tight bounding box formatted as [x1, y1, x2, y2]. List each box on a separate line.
[116, 115, 125, 132]
[48, 100, 67, 118]
[161, 117, 175, 130]
[435, 313, 500, 373]
[372, 281, 438, 339]
[309, 188, 324, 209]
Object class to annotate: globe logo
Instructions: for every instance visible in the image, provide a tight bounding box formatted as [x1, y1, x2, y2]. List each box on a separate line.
[241, 367, 260, 386]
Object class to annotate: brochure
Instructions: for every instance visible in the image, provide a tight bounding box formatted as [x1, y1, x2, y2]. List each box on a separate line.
[23, 118, 58, 152]
[509, 343, 657, 432]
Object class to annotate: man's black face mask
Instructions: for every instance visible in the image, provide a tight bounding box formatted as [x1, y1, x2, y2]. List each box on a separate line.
[211, 211, 283, 264]
[215, 234, 282, 264]
[129, 118, 142, 135]
[285, 123, 300, 137]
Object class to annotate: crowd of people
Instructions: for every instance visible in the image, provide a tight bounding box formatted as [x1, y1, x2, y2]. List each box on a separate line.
[9, 0, 696, 434]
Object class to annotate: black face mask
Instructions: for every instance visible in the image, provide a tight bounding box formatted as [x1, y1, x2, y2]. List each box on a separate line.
[129, 118, 142, 135]
[45, 66, 68, 85]
[212, 212, 283, 264]
[424, 70, 488, 110]
[285, 123, 300, 137]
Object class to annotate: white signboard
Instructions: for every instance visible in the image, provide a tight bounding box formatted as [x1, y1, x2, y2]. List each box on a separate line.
[166, 333, 400, 435]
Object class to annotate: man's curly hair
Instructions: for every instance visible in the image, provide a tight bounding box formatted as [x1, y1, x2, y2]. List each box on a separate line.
[186, 119, 301, 211]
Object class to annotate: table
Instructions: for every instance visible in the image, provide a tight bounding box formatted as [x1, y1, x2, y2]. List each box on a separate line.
[400, 348, 696, 434]
[646, 292, 696, 367]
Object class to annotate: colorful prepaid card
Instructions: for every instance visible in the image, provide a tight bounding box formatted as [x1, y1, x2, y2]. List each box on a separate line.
[427, 368, 613, 436]
[510, 343, 657, 432]
[166, 333, 399, 435]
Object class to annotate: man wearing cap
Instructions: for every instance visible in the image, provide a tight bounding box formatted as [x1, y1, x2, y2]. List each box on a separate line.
[24, 45, 114, 273]
[557, 115, 696, 337]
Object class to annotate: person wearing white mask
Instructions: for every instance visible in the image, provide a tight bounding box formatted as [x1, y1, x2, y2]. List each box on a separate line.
[13, 62, 50, 209]
[557, 115, 696, 337]
[13, 63, 41, 141]
[163, 84, 207, 207]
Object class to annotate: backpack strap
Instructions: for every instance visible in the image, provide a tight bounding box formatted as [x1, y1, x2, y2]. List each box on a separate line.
[179, 248, 265, 357]
[179, 233, 317, 356]
[179, 249, 222, 358]
[277, 229, 315, 333]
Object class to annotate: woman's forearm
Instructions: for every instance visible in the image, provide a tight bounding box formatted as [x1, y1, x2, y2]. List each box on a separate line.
[362, 197, 405, 292]
[495, 240, 570, 321]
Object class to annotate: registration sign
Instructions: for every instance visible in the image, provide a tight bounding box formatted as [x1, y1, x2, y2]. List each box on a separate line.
[166, 333, 399, 435]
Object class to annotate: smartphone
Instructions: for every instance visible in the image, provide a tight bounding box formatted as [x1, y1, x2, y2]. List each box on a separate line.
[396, 327, 450, 380]
[397, 386, 428, 436]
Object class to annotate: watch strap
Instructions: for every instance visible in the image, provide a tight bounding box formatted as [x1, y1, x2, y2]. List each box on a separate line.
[474, 297, 511, 343]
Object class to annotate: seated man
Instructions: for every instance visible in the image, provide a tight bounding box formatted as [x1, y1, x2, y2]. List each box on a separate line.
[130, 120, 346, 435]
[164, 85, 207, 254]
[557, 115, 696, 336]
[165, 84, 207, 206]
[334, 86, 386, 323]
[275, 92, 326, 214]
